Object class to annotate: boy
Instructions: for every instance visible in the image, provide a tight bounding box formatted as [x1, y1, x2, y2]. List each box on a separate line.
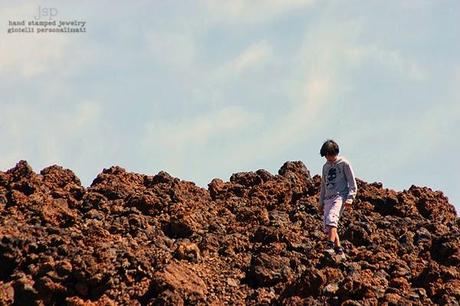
[319, 139, 357, 260]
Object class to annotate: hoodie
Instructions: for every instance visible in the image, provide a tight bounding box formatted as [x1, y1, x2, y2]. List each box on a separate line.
[319, 155, 357, 206]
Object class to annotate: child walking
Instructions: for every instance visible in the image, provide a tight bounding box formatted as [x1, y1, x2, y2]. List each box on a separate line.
[319, 139, 357, 260]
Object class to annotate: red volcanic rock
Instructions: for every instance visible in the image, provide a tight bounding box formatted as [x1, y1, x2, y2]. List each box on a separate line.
[0, 160, 458, 305]
[150, 260, 208, 304]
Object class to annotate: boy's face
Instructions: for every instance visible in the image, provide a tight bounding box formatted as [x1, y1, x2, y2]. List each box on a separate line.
[325, 154, 337, 163]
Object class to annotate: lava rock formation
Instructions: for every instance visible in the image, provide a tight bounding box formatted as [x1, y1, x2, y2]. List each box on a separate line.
[0, 160, 458, 305]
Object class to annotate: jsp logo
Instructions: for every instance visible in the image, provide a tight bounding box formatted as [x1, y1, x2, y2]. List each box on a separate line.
[34, 6, 58, 20]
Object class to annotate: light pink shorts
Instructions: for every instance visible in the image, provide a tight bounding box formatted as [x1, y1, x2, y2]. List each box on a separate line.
[323, 194, 346, 233]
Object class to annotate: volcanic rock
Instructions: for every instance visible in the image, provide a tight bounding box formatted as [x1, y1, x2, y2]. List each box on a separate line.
[0, 160, 458, 305]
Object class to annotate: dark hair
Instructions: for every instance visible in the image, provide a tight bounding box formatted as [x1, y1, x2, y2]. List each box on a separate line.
[320, 139, 339, 157]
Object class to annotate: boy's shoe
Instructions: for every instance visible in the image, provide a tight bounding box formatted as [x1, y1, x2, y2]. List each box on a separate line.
[334, 246, 346, 261]
[324, 241, 335, 256]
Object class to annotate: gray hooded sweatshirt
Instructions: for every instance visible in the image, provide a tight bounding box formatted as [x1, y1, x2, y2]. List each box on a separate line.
[319, 155, 357, 206]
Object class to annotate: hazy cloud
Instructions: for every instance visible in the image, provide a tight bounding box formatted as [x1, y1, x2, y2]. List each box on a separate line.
[200, 0, 316, 25]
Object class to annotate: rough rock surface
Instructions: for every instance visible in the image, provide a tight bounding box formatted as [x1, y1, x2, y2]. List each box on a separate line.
[0, 160, 458, 305]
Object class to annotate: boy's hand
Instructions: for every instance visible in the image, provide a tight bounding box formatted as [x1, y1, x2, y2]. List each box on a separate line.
[344, 199, 353, 208]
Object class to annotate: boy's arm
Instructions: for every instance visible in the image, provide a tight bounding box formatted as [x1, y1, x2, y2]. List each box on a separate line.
[319, 167, 325, 207]
[344, 161, 357, 201]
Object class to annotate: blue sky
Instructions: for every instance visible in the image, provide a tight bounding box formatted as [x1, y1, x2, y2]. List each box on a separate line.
[1, 1, 459, 213]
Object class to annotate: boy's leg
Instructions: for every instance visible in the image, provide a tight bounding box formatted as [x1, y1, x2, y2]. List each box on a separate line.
[323, 199, 335, 254]
[329, 226, 340, 247]
[323, 225, 335, 255]
[334, 196, 347, 247]
[323, 198, 334, 238]
[324, 195, 344, 247]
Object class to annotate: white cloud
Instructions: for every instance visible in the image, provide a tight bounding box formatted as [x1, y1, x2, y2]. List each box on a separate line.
[0, 100, 103, 169]
[71, 101, 102, 128]
[140, 105, 264, 177]
[145, 30, 197, 70]
[0, 35, 71, 78]
[345, 45, 427, 81]
[454, 65, 460, 89]
[214, 17, 364, 166]
[139, 14, 350, 171]
[231, 40, 272, 72]
[200, 0, 316, 25]
[139, 14, 363, 180]
[214, 40, 273, 79]
[143, 105, 263, 148]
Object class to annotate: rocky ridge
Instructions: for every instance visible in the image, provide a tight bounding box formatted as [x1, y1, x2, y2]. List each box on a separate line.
[0, 160, 459, 305]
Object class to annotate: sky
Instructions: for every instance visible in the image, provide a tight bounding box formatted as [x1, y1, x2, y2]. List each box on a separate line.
[1, 1, 459, 213]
